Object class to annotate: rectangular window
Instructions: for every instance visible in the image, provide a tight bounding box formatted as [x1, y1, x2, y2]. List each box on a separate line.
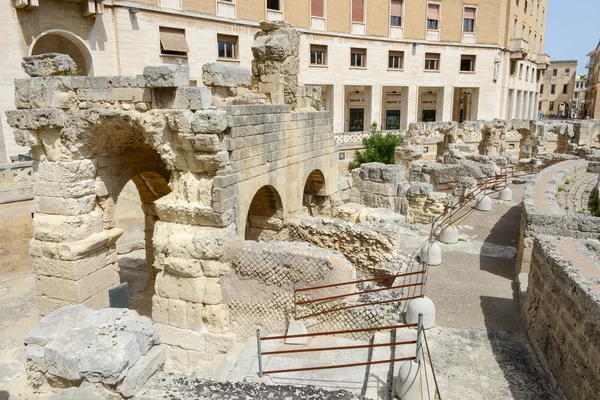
[463, 7, 476, 33]
[551, 84, 556, 94]
[311, 0, 324, 17]
[526, 66, 530, 80]
[352, 0, 364, 23]
[350, 48, 366, 67]
[549, 101, 554, 111]
[519, 64, 523, 79]
[267, 0, 280, 10]
[310, 44, 327, 65]
[565, 68, 571, 76]
[217, 34, 237, 59]
[460, 55, 476, 72]
[425, 53, 440, 71]
[563, 84, 568, 94]
[510, 60, 517, 76]
[513, 17, 518, 38]
[574, 92, 579, 99]
[540, 84, 544, 94]
[553, 69, 558, 76]
[388, 51, 404, 69]
[349, 108, 365, 132]
[159, 27, 189, 56]
[427, 4, 440, 30]
[386, 110, 401, 130]
[390, 0, 402, 26]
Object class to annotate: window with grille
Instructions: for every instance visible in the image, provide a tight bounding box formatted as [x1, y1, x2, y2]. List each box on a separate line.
[350, 48, 366, 67]
[425, 53, 440, 71]
[217, 34, 237, 59]
[310, 45, 327, 65]
[388, 51, 404, 69]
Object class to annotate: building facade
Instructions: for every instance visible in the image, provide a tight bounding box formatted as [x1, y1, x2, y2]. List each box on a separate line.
[572, 74, 588, 119]
[587, 41, 600, 119]
[538, 60, 577, 118]
[0, 0, 549, 163]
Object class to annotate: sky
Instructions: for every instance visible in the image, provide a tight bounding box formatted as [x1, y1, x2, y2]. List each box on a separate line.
[544, 0, 600, 75]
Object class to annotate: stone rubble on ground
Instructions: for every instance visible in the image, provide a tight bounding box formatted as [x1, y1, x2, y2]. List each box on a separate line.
[24, 304, 164, 398]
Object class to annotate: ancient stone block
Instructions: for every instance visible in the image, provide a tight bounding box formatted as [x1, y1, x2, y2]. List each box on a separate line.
[36, 264, 119, 303]
[36, 160, 97, 183]
[143, 65, 189, 88]
[32, 248, 116, 281]
[202, 62, 252, 88]
[44, 386, 105, 400]
[155, 324, 205, 352]
[202, 304, 229, 333]
[6, 109, 66, 130]
[25, 304, 93, 346]
[164, 257, 204, 278]
[22, 53, 77, 77]
[36, 195, 96, 216]
[204, 332, 236, 354]
[191, 110, 229, 134]
[167, 298, 188, 329]
[117, 345, 166, 398]
[203, 278, 222, 305]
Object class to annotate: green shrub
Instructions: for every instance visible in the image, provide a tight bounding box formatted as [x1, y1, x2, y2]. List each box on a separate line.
[557, 186, 565, 192]
[349, 123, 404, 169]
[587, 167, 593, 173]
[564, 179, 571, 185]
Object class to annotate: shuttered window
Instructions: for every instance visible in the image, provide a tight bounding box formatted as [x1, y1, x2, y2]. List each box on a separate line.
[463, 7, 475, 33]
[311, 0, 324, 17]
[427, 4, 440, 30]
[352, 0, 364, 23]
[159, 27, 189, 56]
[390, 0, 402, 26]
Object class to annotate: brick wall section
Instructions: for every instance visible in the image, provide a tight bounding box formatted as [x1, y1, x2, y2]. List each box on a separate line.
[522, 237, 600, 399]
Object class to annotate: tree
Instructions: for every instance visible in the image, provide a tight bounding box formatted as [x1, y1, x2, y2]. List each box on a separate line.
[349, 123, 404, 169]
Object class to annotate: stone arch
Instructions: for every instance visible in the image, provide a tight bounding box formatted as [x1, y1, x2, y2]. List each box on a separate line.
[302, 169, 327, 214]
[245, 185, 285, 241]
[29, 29, 94, 76]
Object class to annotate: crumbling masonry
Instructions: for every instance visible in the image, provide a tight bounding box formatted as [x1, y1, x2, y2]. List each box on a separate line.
[8, 22, 337, 371]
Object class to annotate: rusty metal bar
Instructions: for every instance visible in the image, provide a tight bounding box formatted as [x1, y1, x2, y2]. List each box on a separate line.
[261, 322, 417, 341]
[423, 329, 442, 400]
[297, 295, 423, 320]
[294, 270, 425, 293]
[262, 339, 418, 356]
[262, 356, 416, 376]
[296, 282, 422, 306]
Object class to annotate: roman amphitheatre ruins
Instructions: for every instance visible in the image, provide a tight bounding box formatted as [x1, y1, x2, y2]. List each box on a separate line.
[0, 22, 599, 400]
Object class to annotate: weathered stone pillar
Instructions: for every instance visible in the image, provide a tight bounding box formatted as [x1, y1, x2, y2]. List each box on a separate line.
[251, 21, 300, 107]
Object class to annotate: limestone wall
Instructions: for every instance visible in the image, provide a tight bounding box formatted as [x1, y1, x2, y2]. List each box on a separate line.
[517, 160, 600, 277]
[521, 237, 600, 399]
[222, 105, 338, 235]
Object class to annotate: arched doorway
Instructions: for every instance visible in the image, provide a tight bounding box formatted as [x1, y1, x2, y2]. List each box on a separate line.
[245, 185, 284, 241]
[303, 169, 327, 215]
[30, 30, 93, 76]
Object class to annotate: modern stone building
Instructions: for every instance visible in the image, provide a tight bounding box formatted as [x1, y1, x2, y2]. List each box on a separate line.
[586, 41, 600, 119]
[538, 60, 577, 117]
[1, 0, 549, 163]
